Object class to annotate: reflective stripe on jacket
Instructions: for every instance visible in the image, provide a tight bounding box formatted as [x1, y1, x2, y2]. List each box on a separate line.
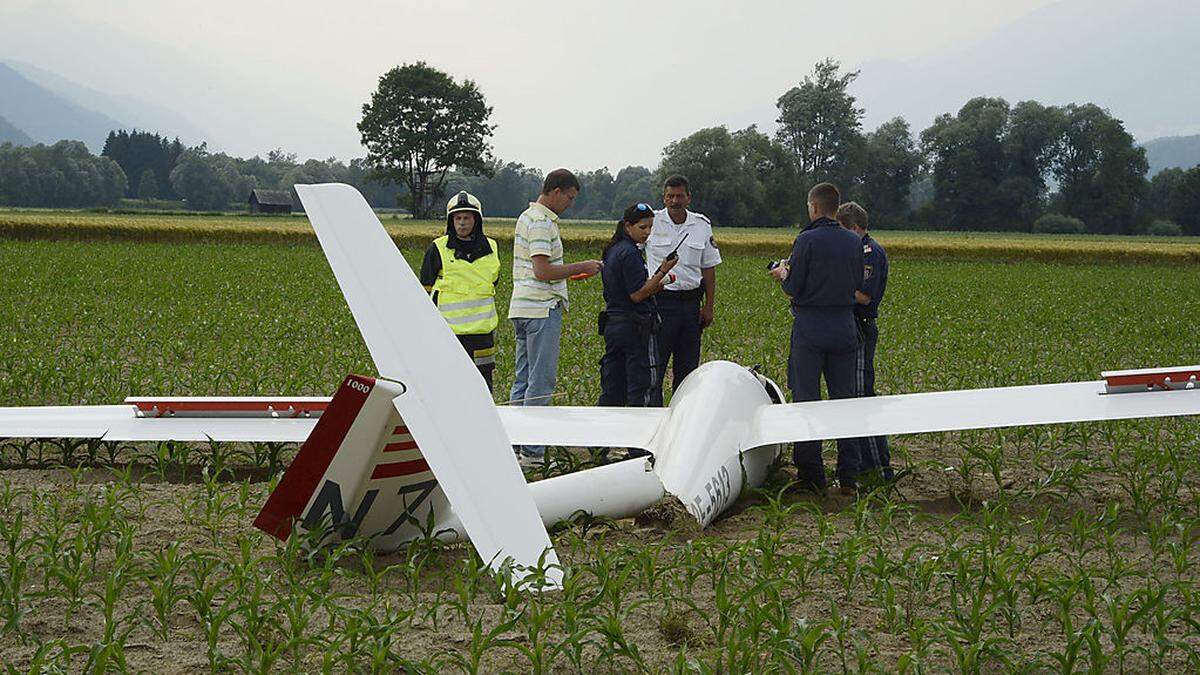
[431, 235, 500, 334]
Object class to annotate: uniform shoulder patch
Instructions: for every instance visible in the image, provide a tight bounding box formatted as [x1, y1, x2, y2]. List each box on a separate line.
[709, 235, 718, 249]
[863, 244, 873, 254]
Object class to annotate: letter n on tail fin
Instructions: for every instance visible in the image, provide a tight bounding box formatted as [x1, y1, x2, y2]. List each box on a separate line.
[254, 374, 451, 548]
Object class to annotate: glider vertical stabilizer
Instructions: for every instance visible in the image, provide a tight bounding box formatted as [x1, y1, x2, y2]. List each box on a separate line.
[254, 375, 453, 549]
[293, 183, 561, 589]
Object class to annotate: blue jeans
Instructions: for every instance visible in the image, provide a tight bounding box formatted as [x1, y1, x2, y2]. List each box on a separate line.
[510, 303, 563, 457]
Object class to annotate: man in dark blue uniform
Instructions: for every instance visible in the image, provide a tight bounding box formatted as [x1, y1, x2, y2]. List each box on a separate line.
[770, 183, 864, 493]
[837, 202, 893, 481]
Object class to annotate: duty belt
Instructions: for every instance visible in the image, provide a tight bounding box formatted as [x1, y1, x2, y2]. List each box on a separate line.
[659, 288, 703, 302]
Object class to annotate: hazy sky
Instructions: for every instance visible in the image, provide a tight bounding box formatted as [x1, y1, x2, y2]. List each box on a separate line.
[2, 0, 1067, 169]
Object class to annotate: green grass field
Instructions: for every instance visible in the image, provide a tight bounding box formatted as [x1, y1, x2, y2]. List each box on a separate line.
[2, 208, 1199, 265]
[0, 234, 1199, 671]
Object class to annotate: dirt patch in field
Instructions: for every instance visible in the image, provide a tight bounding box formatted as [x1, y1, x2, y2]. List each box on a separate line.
[2, 427, 1200, 671]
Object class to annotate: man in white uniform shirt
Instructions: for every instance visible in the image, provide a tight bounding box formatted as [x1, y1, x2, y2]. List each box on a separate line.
[644, 175, 722, 405]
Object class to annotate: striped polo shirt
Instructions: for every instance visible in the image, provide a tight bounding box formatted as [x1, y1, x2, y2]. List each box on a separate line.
[508, 201, 568, 319]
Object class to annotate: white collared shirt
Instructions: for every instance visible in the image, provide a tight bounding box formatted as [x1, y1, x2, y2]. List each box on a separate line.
[645, 208, 722, 291]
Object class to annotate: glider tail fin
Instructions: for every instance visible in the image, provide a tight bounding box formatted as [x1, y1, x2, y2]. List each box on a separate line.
[253, 374, 450, 550]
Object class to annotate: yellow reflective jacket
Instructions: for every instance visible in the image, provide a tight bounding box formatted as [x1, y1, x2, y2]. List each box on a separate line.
[431, 235, 500, 334]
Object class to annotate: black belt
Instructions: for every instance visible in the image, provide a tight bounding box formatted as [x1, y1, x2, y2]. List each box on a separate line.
[605, 310, 653, 323]
[659, 288, 703, 302]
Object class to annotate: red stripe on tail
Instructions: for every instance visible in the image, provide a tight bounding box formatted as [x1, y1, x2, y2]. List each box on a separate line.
[371, 458, 431, 479]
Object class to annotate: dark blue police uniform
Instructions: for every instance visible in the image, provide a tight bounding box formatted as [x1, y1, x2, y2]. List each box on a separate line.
[599, 238, 660, 409]
[854, 233, 892, 479]
[781, 217, 865, 489]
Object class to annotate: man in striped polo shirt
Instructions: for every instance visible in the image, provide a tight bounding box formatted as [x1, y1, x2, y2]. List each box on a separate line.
[508, 168, 603, 465]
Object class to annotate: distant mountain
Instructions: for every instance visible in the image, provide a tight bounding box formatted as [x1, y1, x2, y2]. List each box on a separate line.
[6, 61, 207, 146]
[852, 0, 1200, 143]
[0, 10, 352, 160]
[1142, 135, 1200, 176]
[0, 62, 126, 151]
[0, 113, 32, 145]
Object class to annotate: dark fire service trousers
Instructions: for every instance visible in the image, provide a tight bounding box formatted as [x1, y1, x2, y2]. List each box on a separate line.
[456, 332, 495, 393]
[788, 307, 862, 489]
[853, 317, 892, 480]
[649, 290, 702, 406]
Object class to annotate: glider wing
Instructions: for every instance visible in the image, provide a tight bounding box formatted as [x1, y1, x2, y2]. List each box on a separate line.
[746, 380, 1200, 449]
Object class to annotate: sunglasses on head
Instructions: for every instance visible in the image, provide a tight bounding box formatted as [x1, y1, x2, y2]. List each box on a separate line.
[635, 203, 651, 212]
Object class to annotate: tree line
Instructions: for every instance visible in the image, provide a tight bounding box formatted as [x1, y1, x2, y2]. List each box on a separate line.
[1, 58, 1197, 234]
[0, 133, 402, 212]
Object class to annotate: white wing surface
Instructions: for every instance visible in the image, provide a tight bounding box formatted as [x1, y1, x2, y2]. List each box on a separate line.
[296, 183, 561, 588]
[497, 406, 667, 449]
[0, 405, 316, 442]
[0, 402, 666, 451]
[746, 380, 1200, 449]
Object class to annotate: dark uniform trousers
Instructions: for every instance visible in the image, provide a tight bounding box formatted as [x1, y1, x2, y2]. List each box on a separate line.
[649, 289, 702, 406]
[599, 314, 657, 459]
[854, 317, 892, 479]
[788, 308, 862, 488]
[456, 332, 495, 393]
[599, 314, 658, 407]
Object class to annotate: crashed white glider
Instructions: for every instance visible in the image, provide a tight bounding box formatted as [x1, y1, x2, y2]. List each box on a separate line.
[1, 183, 1198, 590]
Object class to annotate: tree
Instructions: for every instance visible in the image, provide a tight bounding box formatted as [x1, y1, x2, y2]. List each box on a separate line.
[775, 59, 865, 188]
[1147, 167, 1184, 223]
[441, 159, 540, 218]
[1052, 103, 1148, 234]
[856, 118, 921, 226]
[1168, 167, 1200, 235]
[571, 168, 617, 219]
[732, 126, 803, 227]
[920, 97, 1065, 231]
[358, 62, 495, 218]
[102, 130, 184, 199]
[920, 97, 1013, 230]
[0, 141, 125, 207]
[610, 166, 656, 215]
[1000, 101, 1064, 226]
[136, 168, 158, 202]
[169, 145, 252, 211]
[658, 126, 760, 225]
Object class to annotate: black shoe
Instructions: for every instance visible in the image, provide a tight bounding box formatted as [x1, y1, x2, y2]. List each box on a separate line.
[790, 477, 827, 495]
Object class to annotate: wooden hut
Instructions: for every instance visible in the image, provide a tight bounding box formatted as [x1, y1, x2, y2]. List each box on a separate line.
[249, 189, 293, 214]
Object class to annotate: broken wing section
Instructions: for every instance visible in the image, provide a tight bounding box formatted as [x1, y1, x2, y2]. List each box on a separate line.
[746, 380, 1200, 449]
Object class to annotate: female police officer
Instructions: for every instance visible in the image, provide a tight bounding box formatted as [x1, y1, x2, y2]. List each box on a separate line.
[598, 203, 678, 410]
[419, 191, 501, 392]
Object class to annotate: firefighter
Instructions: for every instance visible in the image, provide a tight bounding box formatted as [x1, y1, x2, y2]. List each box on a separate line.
[419, 191, 501, 391]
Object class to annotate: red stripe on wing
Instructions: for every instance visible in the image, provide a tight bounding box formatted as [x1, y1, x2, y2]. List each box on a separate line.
[382, 441, 418, 452]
